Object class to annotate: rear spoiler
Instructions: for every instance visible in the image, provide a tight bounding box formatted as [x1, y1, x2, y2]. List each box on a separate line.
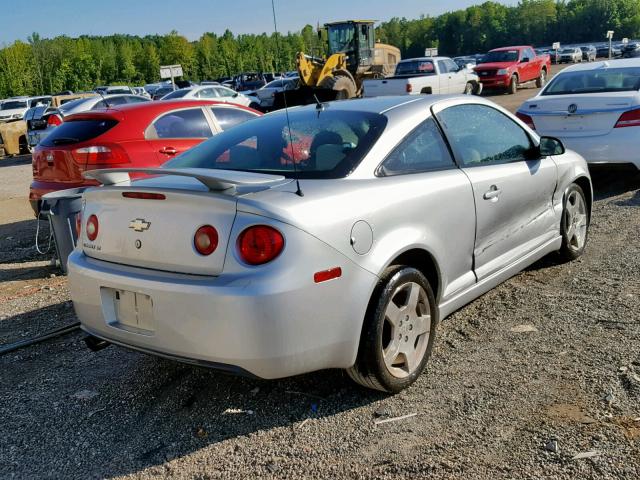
[83, 167, 287, 192]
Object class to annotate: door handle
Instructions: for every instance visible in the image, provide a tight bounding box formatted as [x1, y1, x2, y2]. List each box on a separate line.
[483, 185, 502, 200]
[159, 147, 177, 155]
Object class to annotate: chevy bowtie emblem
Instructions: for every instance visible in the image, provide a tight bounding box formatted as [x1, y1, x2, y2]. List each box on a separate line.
[129, 218, 151, 232]
[568, 103, 578, 114]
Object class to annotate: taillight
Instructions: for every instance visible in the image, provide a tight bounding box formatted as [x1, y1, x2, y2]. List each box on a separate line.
[516, 112, 536, 130]
[122, 192, 166, 200]
[406, 83, 413, 93]
[47, 114, 63, 127]
[86, 214, 99, 241]
[73, 144, 130, 165]
[614, 108, 640, 128]
[237, 225, 284, 265]
[75, 212, 82, 237]
[194, 225, 219, 256]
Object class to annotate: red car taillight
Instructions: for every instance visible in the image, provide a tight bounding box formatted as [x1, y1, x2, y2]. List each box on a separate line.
[73, 144, 130, 165]
[614, 108, 640, 128]
[47, 114, 63, 127]
[516, 112, 536, 130]
[237, 225, 284, 265]
[194, 225, 219, 256]
[75, 212, 82, 237]
[86, 214, 99, 241]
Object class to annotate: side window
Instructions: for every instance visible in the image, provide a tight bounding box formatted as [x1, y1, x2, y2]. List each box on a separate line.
[150, 108, 212, 139]
[91, 100, 106, 110]
[436, 104, 532, 167]
[525, 48, 535, 60]
[437, 60, 449, 74]
[211, 107, 258, 131]
[378, 117, 454, 176]
[197, 88, 217, 99]
[215, 87, 233, 98]
[445, 59, 459, 72]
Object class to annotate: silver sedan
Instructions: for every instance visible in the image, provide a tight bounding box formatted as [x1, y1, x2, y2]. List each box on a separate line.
[68, 95, 591, 393]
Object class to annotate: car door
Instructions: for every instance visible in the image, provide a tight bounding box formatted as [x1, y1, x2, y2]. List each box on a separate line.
[433, 102, 558, 281]
[436, 60, 452, 93]
[444, 58, 467, 93]
[145, 107, 215, 164]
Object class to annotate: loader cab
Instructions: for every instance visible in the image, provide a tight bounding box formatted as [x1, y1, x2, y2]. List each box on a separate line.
[326, 21, 375, 73]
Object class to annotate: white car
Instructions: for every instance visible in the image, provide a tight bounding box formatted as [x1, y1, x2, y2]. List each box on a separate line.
[517, 58, 640, 169]
[248, 77, 299, 110]
[161, 85, 252, 107]
[0, 96, 51, 123]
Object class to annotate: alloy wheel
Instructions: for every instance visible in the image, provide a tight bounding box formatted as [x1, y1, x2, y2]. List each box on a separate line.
[564, 190, 588, 251]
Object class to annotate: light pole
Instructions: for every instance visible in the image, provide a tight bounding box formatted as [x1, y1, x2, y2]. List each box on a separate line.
[607, 30, 614, 59]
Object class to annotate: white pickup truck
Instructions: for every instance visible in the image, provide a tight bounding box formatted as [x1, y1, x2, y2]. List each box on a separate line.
[363, 56, 482, 97]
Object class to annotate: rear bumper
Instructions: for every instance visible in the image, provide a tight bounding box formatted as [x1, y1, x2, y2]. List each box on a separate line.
[30, 179, 96, 214]
[68, 241, 378, 379]
[555, 132, 640, 169]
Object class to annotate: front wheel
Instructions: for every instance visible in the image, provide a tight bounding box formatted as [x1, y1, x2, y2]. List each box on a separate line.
[347, 267, 438, 393]
[508, 75, 518, 94]
[464, 82, 474, 95]
[536, 70, 546, 88]
[559, 184, 589, 262]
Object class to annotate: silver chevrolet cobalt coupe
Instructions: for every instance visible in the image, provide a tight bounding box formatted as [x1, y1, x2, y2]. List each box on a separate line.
[69, 95, 592, 392]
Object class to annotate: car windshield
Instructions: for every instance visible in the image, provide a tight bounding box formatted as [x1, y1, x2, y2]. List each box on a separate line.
[264, 80, 284, 89]
[1, 100, 27, 110]
[328, 24, 355, 53]
[479, 50, 519, 63]
[543, 67, 640, 95]
[395, 60, 435, 76]
[59, 97, 92, 113]
[560, 48, 575, 53]
[163, 109, 387, 179]
[162, 89, 189, 99]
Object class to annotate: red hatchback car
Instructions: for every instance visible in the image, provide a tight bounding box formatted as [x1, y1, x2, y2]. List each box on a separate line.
[30, 100, 261, 213]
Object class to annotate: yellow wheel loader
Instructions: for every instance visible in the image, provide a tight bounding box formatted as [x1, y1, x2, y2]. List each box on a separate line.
[275, 20, 400, 107]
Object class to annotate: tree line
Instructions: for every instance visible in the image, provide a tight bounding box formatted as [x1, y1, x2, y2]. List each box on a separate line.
[1, 0, 639, 98]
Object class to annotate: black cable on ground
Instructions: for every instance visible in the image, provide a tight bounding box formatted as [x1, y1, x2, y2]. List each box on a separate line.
[0, 322, 81, 356]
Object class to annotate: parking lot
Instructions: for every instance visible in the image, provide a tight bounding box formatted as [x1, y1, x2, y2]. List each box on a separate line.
[1, 64, 639, 479]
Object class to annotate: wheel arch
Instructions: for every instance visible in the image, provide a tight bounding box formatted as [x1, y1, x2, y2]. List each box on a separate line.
[572, 175, 592, 220]
[384, 248, 442, 303]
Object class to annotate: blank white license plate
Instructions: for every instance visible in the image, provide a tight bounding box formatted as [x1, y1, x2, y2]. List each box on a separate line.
[103, 288, 154, 333]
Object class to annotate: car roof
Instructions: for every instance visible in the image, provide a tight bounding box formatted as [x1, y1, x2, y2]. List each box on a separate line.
[561, 57, 640, 73]
[398, 56, 450, 62]
[64, 99, 254, 123]
[490, 46, 530, 51]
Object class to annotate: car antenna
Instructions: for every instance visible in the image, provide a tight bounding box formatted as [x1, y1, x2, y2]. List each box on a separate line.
[271, 0, 303, 197]
[96, 89, 110, 108]
[313, 94, 324, 113]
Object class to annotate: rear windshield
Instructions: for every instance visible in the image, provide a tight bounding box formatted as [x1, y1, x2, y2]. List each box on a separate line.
[543, 68, 640, 95]
[161, 89, 189, 99]
[163, 109, 387, 179]
[40, 119, 118, 146]
[395, 60, 435, 76]
[479, 50, 519, 63]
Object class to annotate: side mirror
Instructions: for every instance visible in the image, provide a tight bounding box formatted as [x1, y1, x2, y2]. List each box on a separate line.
[233, 93, 239, 98]
[521, 57, 530, 63]
[539, 136, 565, 156]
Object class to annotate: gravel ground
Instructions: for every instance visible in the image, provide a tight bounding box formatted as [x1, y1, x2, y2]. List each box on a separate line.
[1, 68, 639, 478]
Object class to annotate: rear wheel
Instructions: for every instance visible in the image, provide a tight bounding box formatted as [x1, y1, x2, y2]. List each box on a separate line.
[319, 74, 357, 100]
[464, 82, 474, 95]
[347, 267, 438, 393]
[536, 69, 547, 88]
[559, 184, 589, 261]
[508, 75, 518, 94]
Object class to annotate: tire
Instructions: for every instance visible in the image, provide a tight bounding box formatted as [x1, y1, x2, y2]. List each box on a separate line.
[464, 82, 474, 95]
[347, 266, 438, 393]
[558, 184, 589, 262]
[536, 69, 546, 88]
[319, 74, 357, 100]
[508, 75, 518, 94]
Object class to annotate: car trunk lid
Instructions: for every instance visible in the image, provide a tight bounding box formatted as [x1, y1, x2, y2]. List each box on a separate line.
[523, 93, 638, 137]
[79, 168, 288, 276]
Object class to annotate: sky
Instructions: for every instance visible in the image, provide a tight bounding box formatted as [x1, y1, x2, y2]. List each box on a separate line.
[1, 0, 519, 44]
